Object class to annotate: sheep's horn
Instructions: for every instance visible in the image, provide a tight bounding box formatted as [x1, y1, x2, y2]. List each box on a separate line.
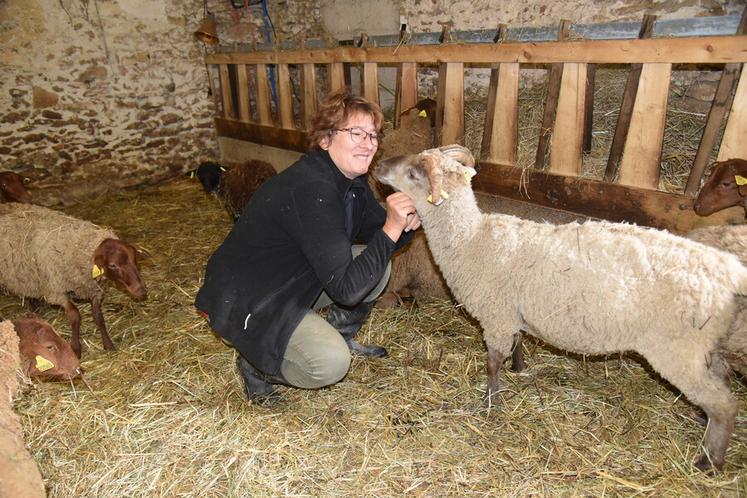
[421, 153, 444, 205]
[438, 145, 475, 167]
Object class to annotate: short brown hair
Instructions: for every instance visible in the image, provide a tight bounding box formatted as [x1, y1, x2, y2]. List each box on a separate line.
[308, 89, 384, 149]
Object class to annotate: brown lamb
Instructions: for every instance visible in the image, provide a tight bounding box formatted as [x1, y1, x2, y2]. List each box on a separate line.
[0, 171, 31, 203]
[0, 203, 149, 358]
[13, 318, 81, 380]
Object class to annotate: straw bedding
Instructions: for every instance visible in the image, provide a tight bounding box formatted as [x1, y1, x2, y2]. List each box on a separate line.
[0, 177, 743, 497]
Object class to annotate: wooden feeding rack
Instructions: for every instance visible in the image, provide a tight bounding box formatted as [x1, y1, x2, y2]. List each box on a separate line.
[203, 13, 747, 233]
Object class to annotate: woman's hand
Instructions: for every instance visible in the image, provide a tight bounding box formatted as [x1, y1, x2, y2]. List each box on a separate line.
[381, 192, 421, 242]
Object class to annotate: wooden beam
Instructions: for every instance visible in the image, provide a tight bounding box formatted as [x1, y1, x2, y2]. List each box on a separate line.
[548, 63, 587, 176]
[717, 65, 747, 162]
[276, 63, 295, 130]
[481, 62, 519, 165]
[205, 35, 747, 65]
[617, 63, 672, 189]
[472, 162, 743, 233]
[215, 118, 308, 152]
[206, 64, 221, 116]
[604, 14, 657, 182]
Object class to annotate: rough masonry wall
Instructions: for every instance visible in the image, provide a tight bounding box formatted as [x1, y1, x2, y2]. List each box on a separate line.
[0, 0, 218, 205]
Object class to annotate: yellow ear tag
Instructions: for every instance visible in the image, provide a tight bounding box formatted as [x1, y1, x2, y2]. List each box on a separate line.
[92, 264, 104, 278]
[735, 175, 747, 186]
[418, 109, 428, 117]
[426, 190, 449, 205]
[35, 355, 54, 372]
[189, 171, 195, 179]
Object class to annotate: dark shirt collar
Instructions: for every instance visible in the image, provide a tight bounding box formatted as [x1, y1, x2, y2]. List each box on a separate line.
[312, 148, 367, 196]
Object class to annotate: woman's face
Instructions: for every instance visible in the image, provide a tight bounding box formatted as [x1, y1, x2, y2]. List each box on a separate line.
[321, 112, 379, 180]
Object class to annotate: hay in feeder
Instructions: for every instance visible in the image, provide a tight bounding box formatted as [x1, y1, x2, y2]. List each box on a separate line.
[0, 177, 744, 497]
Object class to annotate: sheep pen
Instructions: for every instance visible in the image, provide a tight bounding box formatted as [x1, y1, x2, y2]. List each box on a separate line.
[0, 179, 745, 496]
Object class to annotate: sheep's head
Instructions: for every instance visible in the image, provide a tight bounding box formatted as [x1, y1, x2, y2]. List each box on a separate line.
[374, 145, 476, 205]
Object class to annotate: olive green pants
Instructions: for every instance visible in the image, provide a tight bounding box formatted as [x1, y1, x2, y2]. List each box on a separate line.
[280, 245, 391, 389]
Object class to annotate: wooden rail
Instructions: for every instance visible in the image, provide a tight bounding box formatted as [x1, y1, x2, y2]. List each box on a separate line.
[204, 31, 747, 233]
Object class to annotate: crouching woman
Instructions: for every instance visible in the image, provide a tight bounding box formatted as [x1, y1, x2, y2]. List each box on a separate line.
[195, 90, 420, 402]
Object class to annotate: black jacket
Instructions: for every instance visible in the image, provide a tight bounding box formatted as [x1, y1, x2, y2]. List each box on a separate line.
[195, 149, 413, 374]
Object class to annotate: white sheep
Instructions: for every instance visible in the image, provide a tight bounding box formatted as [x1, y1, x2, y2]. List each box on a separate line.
[0, 203, 149, 357]
[374, 145, 747, 472]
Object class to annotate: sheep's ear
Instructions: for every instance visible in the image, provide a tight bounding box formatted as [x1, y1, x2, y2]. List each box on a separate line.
[438, 145, 475, 167]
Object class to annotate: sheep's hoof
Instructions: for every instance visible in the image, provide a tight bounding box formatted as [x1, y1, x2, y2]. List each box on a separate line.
[688, 408, 707, 426]
[482, 387, 501, 408]
[694, 454, 720, 474]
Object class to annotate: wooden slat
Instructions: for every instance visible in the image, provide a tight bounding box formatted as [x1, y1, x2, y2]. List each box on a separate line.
[218, 64, 235, 119]
[481, 62, 519, 165]
[438, 62, 464, 145]
[605, 14, 658, 181]
[255, 63, 273, 126]
[394, 62, 418, 129]
[206, 64, 221, 116]
[535, 20, 570, 169]
[472, 162, 743, 234]
[617, 63, 672, 189]
[276, 63, 295, 130]
[205, 35, 747, 65]
[362, 62, 379, 106]
[328, 62, 346, 93]
[300, 63, 317, 130]
[549, 63, 587, 176]
[236, 64, 251, 122]
[717, 65, 747, 161]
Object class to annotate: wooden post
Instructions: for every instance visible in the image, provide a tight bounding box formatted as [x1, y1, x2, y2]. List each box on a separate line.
[685, 8, 747, 195]
[617, 63, 672, 189]
[328, 62, 346, 94]
[604, 14, 657, 182]
[276, 64, 295, 130]
[300, 63, 317, 130]
[255, 63, 273, 126]
[534, 19, 570, 169]
[218, 64, 235, 119]
[236, 64, 251, 122]
[394, 62, 418, 129]
[481, 24, 518, 165]
[206, 64, 221, 116]
[548, 63, 587, 176]
[716, 65, 747, 162]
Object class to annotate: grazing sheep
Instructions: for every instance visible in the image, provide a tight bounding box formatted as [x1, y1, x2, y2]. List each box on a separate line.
[0, 320, 46, 498]
[0, 171, 31, 203]
[0, 203, 149, 357]
[12, 318, 81, 380]
[194, 160, 277, 221]
[693, 158, 747, 217]
[374, 145, 747, 472]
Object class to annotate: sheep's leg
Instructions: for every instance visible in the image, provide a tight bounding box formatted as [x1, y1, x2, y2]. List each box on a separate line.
[91, 295, 116, 351]
[486, 346, 506, 404]
[650, 351, 737, 472]
[511, 332, 526, 372]
[63, 299, 83, 358]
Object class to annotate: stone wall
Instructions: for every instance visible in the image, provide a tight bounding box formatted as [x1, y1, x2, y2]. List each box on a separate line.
[1, 0, 742, 205]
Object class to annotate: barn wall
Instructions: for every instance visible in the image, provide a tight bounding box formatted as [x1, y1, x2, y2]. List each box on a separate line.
[0, 0, 742, 205]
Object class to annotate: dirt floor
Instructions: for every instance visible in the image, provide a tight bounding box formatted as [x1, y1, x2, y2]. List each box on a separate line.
[1, 177, 745, 497]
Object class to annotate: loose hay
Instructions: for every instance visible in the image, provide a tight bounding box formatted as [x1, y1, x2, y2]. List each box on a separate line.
[1, 178, 745, 496]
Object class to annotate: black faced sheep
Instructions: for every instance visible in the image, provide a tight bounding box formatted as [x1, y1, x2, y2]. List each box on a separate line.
[374, 145, 747, 472]
[0, 171, 31, 203]
[0, 203, 149, 358]
[194, 160, 277, 221]
[693, 158, 747, 217]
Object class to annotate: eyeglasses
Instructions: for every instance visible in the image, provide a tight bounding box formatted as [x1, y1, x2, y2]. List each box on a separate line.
[333, 127, 381, 146]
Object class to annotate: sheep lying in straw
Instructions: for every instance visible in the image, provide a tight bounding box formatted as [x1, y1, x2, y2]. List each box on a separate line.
[194, 160, 277, 221]
[0, 320, 46, 498]
[0, 204, 149, 357]
[374, 145, 747, 472]
[0, 171, 31, 203]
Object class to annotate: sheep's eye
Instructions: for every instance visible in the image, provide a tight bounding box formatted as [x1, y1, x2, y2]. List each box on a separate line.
[107, 264, 118, 270]
[722, 181, 732, 188]
[407, 170, 417, 181]
[46, 344, 58, 353]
